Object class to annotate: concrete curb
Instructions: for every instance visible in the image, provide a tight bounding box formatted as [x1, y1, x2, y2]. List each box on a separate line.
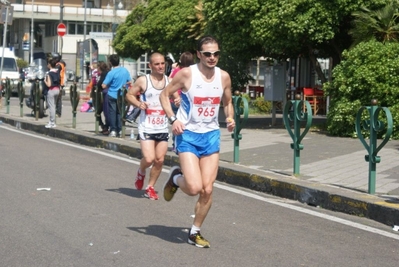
[216, 162, 399, 226]
[1, 114, 398, 227]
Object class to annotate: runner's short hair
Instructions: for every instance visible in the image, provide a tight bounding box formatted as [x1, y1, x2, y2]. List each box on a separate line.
[197, 35, 220, 51]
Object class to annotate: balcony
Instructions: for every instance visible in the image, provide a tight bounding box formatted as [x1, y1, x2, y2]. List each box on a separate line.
[11, 3, 128, 22]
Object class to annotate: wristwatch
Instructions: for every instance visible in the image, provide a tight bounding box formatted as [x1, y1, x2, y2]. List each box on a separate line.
[168, 115, 177, 125]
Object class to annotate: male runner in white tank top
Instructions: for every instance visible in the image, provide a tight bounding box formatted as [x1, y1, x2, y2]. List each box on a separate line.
[126, 52, 172, 200]
[160, 36, 236, 248]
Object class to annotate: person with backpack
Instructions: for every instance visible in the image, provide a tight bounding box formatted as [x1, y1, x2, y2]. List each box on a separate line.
[44, 58, 61, 128]
[52, 53, 66, 118]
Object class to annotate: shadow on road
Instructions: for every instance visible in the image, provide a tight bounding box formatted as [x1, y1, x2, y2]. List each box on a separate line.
[106, 188, 144, 199]
[127, 225, 188, 244]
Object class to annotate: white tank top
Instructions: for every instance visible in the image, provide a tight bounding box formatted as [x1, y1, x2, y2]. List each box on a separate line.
[138, 74, 169, 134]
[176, 64, 223, 133]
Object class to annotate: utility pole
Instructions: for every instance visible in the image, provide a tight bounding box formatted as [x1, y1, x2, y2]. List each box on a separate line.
[60, 0, 64, 22]
[81, 0, 87, 90]
[30, 0, 34, 64]
[60, 0, 64, 53]
[0, 2, 10, 80]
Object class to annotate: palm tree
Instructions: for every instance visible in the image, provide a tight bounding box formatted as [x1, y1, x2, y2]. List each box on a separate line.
[186, 1, 206, 40]
[349, 1, 399, 46]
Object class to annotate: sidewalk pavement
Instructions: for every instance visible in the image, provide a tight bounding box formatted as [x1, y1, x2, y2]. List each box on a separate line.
[1, 93, 399, 228]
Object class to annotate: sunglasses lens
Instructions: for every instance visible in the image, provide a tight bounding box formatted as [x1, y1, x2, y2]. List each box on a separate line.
[201, 51, 220, 57]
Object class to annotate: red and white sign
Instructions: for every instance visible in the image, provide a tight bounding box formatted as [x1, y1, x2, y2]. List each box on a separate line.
[57, 23, 66, 37]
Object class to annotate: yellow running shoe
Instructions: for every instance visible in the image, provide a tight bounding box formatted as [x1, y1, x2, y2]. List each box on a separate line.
[188, 232, 210, 248]
[163, 166, 181, 201]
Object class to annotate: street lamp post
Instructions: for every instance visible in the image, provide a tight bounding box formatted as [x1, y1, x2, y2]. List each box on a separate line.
[0, 1, 12, 82]
[60, 0, 64, 53]
[30, 0, 34, 64]
[81, 0, 87, 91]
[107, 0, 123, 55]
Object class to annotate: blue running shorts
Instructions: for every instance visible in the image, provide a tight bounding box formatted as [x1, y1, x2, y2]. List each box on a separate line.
[176, 129, 220, 157]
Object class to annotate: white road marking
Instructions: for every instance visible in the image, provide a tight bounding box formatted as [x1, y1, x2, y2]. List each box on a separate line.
[214, 183, 399, 240]
[3, 126, 399, 240]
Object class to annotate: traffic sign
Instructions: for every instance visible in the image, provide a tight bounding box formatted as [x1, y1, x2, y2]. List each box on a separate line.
[57, 23, 66, 37]
[0, 5, 14, 26]
[89, 32, 113, 39]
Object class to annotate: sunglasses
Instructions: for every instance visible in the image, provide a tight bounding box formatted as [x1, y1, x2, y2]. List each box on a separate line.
[200, 51, 220, 57]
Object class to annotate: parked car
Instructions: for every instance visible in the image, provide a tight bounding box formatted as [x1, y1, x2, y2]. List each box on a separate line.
[0, 47, 20, 96]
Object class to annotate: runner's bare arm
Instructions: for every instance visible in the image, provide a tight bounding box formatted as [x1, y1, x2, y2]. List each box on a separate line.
[44, 74, 51, 88]
[160, 69, 189, 118]
[221, 71, 234, 117]
[221, 71, 235, 131]
[126, 76, 145, 108]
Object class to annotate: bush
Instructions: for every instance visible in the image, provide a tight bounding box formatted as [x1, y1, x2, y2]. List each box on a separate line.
[16, 58, 28, 69]
[324, 40, 399, 139]
[240, 93, 272, 114]
[252, 96, 272, 113]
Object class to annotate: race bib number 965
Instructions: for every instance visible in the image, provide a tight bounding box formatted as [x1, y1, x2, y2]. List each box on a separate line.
[192, 96, 221, 122]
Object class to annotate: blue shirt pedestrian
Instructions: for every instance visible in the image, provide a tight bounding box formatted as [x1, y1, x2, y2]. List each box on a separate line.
[103, 66, 131, 99]
[102, 54, 132, 137]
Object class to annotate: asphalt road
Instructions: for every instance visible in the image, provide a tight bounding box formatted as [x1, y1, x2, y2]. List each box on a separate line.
[1, 126, 399, 267]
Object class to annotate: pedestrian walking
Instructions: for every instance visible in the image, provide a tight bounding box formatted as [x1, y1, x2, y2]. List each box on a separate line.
[126, 52, 170, 200]
[159, 36, 235, 248]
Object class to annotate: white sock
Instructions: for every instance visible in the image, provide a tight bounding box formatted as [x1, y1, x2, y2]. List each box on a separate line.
[190, 225, 200, 235]
[172, 173, 181, 186]
[138, 169, 145, 175]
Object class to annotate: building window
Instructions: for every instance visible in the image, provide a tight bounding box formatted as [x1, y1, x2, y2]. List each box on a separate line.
[68, 23, 76, 35]
[69, 22, 105, 35]
[92, 24, 103, 32]
[45, 23, 56, 38]
[77, 24, 84, 35]
[83, 0, 100, 8]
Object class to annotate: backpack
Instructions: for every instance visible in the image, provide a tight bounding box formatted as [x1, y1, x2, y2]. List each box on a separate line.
[48, 71, 60, 87]
[56, 61, 66, 86]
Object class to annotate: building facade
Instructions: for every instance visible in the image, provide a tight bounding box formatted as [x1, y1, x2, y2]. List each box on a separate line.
[4, 0, 130, 78]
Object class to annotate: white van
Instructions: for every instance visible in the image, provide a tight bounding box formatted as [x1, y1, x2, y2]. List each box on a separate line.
[0, 48, 20, 95]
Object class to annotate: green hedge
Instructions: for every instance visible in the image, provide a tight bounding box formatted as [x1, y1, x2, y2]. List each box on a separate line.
[324, 40, 399, 139]
[240, 93, 272, 114]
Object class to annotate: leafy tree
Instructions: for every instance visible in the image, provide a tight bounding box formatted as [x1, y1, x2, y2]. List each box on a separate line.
[349, 1, 399, 46]
[204, 0, 387, 84]
[113, 0, 390, 91]
[203, 0, 262, 89]
[114, 0, 198, 59]
[115, 0, 254, 89]
[324, 40, 399, 139]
